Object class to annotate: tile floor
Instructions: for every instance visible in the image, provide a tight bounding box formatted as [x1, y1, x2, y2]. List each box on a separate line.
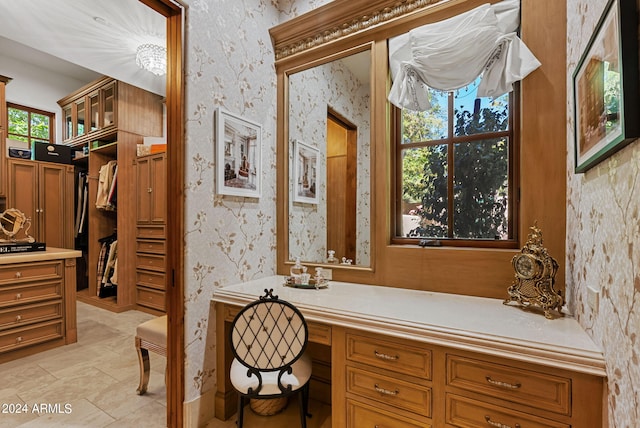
[0, 301, 331, 428]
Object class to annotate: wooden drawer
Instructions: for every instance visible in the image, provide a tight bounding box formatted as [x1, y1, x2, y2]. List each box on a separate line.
[347, 366, 431, 417]
[136, 286, 165, 311]
[0, 261, 62, 285]
[136, 239, 166, 255]
[446, 355, 571, 415]
[308, 321, 331, 346]
[136, 253, 165, 273]
[346, 333, 431, 379]
[137, 225, 165, 239]
[0, 300, 63, 331]
[446, 394, 569, 428]
[0, 281, 62, 308]
[347, 399, 430, 428]
[0, 320, 63, 353]
[136, 270, 166, 291]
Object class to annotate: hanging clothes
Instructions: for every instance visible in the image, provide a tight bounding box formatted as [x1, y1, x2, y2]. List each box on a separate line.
[97, 233, 118, 298]
[96, 160, 118, 211]
[74, 171, 89, 238]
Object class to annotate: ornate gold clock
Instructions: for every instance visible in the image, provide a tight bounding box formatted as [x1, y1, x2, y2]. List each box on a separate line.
[504, 223, 564, 319]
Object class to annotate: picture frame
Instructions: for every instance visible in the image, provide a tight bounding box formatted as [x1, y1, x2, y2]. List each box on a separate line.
[215, 107, 262, 198]
[573, 0, 639, 173]
[292, 140, 319, 204]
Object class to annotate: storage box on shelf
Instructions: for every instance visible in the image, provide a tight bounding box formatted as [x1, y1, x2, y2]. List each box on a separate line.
[57, 76, 164, 313]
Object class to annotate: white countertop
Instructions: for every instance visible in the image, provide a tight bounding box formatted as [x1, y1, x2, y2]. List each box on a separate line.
[0, 247, 82, 264]
[213, 275, 606, 376]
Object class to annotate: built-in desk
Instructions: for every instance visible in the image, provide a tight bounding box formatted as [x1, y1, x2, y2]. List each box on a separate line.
[0, 247, 82, 363]
[213, 276, 606, 427]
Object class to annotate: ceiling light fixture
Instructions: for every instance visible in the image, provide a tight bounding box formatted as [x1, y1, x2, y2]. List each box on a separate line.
[136, 44, 166, 76]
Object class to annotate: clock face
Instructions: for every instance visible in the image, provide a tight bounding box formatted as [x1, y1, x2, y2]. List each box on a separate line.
[513, 254, 539, 279]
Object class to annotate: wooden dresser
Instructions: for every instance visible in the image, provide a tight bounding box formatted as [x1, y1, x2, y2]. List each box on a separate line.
[213, 276, 607, 428]
[0, 248, 81, 363]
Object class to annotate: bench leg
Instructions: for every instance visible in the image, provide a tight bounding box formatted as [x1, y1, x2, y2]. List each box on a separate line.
[136, 339, 151, 395]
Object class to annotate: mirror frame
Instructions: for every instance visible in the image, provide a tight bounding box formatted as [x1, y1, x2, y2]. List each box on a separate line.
[271, 0, 567, 297]
[281, 44, 375, 273]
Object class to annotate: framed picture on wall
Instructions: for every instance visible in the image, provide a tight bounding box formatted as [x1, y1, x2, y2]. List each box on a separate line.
[573, 0, 639, 173]
[292, 140, 319, 204]
[215, 107, 262, 198]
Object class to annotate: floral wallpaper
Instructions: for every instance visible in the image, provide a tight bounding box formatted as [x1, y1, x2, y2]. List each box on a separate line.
[181, 0, 333, 408]
[566, 1, 640, 426]
[288, 55, 371, 266]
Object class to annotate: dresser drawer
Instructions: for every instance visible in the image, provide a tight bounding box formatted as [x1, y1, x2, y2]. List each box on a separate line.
[136, 287, 165, 311]
[137, 225, 165, 239]
[347, 366, 431, 417]
[0, 261, 62, 285]
[136, 239, 166, 255]
[347, 399, 430, 428]
[0, 282, 62, 308]
[346, 333, 431, 379]
[446, 394, 569, 428]
[136, 270, 166, 291]
[135, 253, 165, 273]
[0, 300, 63, 331]
[0, 320, 63, 353]
[446, 355, 571, 415]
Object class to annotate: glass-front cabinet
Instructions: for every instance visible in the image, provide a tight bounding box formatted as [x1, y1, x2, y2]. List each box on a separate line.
[59, 77, 117, 145]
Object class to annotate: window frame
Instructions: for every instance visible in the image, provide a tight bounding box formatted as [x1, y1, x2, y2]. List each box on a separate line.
[7, 102, 55, 145]
[391, 85, 521, 249]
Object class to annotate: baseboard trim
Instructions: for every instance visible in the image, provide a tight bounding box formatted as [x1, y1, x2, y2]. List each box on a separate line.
[183, 389, 216, 428]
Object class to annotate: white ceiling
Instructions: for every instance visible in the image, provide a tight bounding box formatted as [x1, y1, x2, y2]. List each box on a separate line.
[0, 0, 166, 96]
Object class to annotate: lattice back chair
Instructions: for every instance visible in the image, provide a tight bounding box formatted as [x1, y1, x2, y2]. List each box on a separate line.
[229, 288, 312, 427]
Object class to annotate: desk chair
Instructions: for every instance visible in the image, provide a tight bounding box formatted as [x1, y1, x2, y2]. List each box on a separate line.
[229, 289, 312, 427]
[135, 315, 167, 395]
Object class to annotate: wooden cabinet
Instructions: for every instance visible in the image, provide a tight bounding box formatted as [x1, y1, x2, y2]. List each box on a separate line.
[0, 75, 10, 198]
[59, 78, 117, 145]
[136, 153, 166, 225]
[57, 76, 163, 313]
[338, 329, 603, 428]
[7, 159, 74, 249]
[344, 331, 433, 427]
[135, 152, 166, 313]
[0, 249, 80, 364]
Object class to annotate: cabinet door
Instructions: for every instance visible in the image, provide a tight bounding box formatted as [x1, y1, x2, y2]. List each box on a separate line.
[39, 163, 68, 248]
[136, 157, 151, 224]
[7, 160, 38, 237]
[149, 154, 166, 224]
[0, 79, 7, 197]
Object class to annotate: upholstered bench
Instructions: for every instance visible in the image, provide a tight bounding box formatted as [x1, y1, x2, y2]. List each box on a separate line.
[135, 315, 167, 395]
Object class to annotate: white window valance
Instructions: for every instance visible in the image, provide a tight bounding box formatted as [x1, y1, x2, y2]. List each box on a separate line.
[388, 0, 541, 111]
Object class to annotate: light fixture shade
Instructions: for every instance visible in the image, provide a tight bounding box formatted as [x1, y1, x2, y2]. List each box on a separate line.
[136, 43, 166, 76]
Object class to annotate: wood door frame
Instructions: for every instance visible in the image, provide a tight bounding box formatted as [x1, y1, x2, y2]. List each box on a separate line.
[139, 1, 184, 426]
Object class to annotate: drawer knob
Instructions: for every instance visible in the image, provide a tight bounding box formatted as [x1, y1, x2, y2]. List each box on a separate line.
[374, 350, 398, 361]
[16, 336, 23, 343]
[485, 415, 520, 428]
[374, 384, 399, 396]
[15, 293, 22, 300]
[15, 315, 22, 322]
[15, 272, 22, 278]
[485, 376, 521, 389]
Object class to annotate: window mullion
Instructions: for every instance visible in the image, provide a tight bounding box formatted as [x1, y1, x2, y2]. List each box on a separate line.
[447, 92, 454, 239]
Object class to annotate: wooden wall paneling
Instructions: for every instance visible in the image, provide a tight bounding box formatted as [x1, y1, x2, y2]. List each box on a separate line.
[117, 82, 164, 137]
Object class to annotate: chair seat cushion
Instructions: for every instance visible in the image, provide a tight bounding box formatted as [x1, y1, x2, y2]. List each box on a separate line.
[136, 315, 167, 345]
[230, 352, 312, 396]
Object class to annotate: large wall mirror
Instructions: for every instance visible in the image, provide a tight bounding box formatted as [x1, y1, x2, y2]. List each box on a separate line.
[285, 46, 373, 268]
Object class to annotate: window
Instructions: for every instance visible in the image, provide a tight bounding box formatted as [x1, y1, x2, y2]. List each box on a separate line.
[7, 103, 55, 145]
[394, 78, 518, 247]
